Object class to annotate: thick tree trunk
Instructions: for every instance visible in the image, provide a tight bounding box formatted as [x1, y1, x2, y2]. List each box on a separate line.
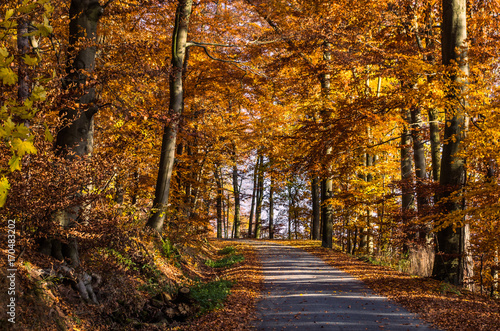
[51, 0, 103, 255]
[56, 0, 102, 160]
[311, 176, 321, 240]
[433, 0, 470, 286]
[147, 0, 193, 232]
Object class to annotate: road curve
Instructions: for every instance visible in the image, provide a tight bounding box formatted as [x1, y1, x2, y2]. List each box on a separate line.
[249, 242, 437, 331]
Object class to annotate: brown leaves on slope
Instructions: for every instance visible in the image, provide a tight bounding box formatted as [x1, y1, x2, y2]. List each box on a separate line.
[285, 240, 500, 331]
[184, 239, 264, 331]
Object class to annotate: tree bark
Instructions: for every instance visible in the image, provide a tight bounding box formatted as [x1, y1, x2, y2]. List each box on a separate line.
[147, 0, 193, 232]
[320, 41, 333, 249]
[401, 108, 415, 254]
[248, 156, 259, 237]
[232, 159, 241, 238]
[428, 108, 441, 182]
[254, 155, 264, 238]
[17, 15, 30, 103]
[410, 106, 427, 213]
[215, 166, 223, 239]
[321, 178, 333, 248]
[433, 0, 470, 285]
[56, 0, 102, 159]
[269, 176, 275, 239]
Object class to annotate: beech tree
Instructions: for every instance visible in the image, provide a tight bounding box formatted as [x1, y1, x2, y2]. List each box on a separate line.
[147, 0, 193, 232]
[433, 0, 471, 286]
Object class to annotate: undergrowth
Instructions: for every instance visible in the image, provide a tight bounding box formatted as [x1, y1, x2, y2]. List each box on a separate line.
[205, 245, 244, 268]
[191, 279, 233, 314]
[206, 254, 244, 268]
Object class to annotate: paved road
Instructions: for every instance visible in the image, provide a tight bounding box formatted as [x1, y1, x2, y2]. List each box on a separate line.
[251, 242, 436, 331]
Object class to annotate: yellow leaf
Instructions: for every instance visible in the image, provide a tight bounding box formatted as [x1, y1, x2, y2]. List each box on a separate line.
[11, 138, 36, 157]
[0, 177, 9, 207]
[23, 54, 39, 66]
[8, 155, 21, 172]
[0, 67, 17, 85]
[5, 9, 14, 21]
[44, 123, 53, 142]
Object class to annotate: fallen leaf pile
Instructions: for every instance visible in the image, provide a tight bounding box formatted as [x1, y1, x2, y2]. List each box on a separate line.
[183, 240, 264, 331]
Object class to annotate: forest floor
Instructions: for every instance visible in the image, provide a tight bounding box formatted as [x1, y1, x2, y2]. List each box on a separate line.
[2, 237, 499, 330]
[0, 232, 263, 330]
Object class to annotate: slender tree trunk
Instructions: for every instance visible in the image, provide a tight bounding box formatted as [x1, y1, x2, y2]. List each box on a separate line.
[17, 15, 30, 103]
[428, 108, 441, 182]
[321, 178, 333, 248]
[293, 206, 299, 240]
[254, 155, 264, 238]
[215, 166, 223, 239]
[433, 0, 470, 286]
[232, 161, 241, 238]
[410, 106, 428, 213]
[365, 153, 374, 255]
[311, 176, 321, 240]
[321, 42, 333, 249]
[269, 176, 275, 239]
[401, 108, 415, 253]
[409, 105, 435, 277]
[248, 156, 259, 237]
[147, 0, 193, 232]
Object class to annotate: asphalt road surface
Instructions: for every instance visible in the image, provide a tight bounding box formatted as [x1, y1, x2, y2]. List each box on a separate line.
[250, 242, 437, 331]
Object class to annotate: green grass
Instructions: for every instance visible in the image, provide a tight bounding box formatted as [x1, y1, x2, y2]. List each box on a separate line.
[191, 280, 233, 314]
[205, 254, 244, 268]
[218, 246, 236, 255]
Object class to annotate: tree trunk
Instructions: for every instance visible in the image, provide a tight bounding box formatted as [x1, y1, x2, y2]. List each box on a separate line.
[232, 161, 241, 238]
[56, 0, 102, 160]
[408, 105, 435, 277]
[17, 15, 30, 103]
[401, 108, 415, 253]
[321, 178, 333, 248]
[433, 0, 470, 286]
[320, 42, 333, 249]
[428, 108, 441, 182]
[147, 0, 193, 232]
[50, 0, 103, 263]
[410, 106, 428, 213]
[248, 156, 259, 237]
[215, 166, 223, 239]
[254, 155, 264, 238]
[311, 176, 321, 240]
[269, 176, 275, 239]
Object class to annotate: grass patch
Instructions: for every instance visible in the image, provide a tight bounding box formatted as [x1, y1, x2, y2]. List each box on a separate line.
[205, 254, 244, 268]
[218, 246, 236, 255]
[191, 280, 233, 314]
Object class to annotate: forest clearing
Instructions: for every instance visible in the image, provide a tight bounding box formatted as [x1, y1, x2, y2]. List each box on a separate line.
[1, 0, 500, 329]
